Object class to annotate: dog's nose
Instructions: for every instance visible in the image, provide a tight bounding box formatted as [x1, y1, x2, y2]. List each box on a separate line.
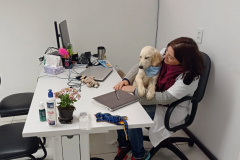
[139, 66, 143, 69]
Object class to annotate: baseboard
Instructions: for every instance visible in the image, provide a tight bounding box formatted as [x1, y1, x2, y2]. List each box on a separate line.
[183, 128, 218, 160]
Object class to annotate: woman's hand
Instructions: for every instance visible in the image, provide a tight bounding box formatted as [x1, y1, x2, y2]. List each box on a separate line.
[113, 80, 129, 90]
[121, 86, 136, 94]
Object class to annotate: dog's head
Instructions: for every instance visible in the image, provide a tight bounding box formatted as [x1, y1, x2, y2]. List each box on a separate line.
[138, 46, 162, 69]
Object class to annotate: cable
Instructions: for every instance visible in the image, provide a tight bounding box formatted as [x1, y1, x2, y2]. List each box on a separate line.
[155, 0, 160, 48]
[37, 75, 69, 82]
[44, 47, 58, 54]
[67, 80, 83, 92]
[39, 47, 59, 63]
[71, 67, 83, 75]
[67, 64, 80, 81]
[66, 65, 85, 91]
[37, 74, 83, 91]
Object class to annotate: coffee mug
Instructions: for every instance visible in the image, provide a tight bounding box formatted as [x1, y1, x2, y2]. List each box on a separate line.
[98, 46, 106, 60]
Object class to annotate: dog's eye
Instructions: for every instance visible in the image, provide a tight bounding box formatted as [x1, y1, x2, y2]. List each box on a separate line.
[145, 57, 149, 59]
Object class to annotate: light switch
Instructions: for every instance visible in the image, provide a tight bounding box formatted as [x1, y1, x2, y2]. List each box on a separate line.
[196, 28, 203, 44]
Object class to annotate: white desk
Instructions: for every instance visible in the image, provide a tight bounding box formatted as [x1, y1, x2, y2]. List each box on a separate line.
[22, 65, 154, 160]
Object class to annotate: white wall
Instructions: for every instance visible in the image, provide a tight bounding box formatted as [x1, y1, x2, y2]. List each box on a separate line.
[0, 0, 158, 99]
[156, 0, 240, 160]
[2, 0, 238, 159]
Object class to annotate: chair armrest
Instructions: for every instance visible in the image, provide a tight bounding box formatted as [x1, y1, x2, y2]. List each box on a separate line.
[164, 96, 197, 132]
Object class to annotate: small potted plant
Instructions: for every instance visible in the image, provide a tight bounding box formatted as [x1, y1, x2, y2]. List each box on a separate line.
[54, 88, 81, 124]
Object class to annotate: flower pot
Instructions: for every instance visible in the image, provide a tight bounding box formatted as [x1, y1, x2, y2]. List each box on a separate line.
[58, 107, 74, 124]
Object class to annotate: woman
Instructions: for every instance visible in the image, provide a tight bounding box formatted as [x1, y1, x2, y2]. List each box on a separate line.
[113, 37, 204, 160]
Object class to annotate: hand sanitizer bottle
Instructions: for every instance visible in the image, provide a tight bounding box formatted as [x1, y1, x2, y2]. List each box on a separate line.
[46, 89, 57, 126]
[39, 102, 46, 122]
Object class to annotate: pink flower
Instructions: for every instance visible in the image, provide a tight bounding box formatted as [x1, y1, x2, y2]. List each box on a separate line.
[54, 87, 81, 107]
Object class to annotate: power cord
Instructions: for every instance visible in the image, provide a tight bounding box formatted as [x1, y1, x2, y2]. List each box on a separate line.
[39, 47, 58, 63]
[67, 65, 85, 91]
[67, 80, 83, 92]
[37, 75, 69, 82]
[155, 0, 160, 48]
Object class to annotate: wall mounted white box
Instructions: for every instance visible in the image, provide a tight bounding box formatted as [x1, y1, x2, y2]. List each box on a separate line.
[196, 28, 204, 44]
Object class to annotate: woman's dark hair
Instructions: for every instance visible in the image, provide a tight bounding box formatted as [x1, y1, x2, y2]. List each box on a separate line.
[167, 37, 205, 84]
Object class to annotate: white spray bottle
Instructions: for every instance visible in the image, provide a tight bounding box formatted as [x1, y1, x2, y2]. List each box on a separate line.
[46, 89, 57, 126]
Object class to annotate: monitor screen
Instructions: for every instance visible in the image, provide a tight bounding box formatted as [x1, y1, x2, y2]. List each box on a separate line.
[59, 20, 71, 49]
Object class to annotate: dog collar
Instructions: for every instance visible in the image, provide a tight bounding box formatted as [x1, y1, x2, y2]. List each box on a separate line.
[145, 66, 161, 77]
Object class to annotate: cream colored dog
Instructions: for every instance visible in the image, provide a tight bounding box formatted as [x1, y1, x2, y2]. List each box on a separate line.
[133, 46, 162, 100]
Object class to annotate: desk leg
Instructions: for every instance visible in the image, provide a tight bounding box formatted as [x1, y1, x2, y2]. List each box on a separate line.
[52, 136, 63, 160]
[80, 133, 90, 160]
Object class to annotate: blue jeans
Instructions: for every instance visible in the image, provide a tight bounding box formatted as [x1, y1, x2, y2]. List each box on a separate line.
[117, 105, 156, 158]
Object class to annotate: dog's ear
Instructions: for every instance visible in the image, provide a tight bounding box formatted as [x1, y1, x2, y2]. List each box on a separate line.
[151, 49, 162, 67]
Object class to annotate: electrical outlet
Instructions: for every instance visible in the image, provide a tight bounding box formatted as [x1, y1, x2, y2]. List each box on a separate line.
[196, 28, 203, 44]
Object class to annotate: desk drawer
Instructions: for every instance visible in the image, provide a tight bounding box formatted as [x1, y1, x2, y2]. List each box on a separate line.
[62, 135, 80, 160]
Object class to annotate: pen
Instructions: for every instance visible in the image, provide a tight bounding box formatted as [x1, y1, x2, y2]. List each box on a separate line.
[115, 90, 119, 100]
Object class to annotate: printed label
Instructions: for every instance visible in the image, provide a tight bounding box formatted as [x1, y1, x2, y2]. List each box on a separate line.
[47, 102, 54, 108]
[47, 102, 55, 125]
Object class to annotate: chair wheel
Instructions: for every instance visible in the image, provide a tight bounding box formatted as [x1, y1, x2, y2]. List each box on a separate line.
[188, 140, 194, 147]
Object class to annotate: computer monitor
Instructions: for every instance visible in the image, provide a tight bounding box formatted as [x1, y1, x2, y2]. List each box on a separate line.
[54, 20, 71, 49]
[59, 20, 71, 49]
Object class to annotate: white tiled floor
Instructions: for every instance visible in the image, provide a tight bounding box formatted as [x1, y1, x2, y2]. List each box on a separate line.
[0, 116, 209, 160]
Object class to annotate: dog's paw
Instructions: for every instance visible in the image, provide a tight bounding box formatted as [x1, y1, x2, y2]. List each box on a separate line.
[146, 91, 155, 100]
[138, 87, 145, 97]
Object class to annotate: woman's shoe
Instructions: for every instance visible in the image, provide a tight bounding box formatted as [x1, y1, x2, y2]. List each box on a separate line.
[130, 151, 150, 160]
[114, 144, 132, 160]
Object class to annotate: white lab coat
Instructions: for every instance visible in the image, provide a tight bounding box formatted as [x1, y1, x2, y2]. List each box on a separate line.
[149, 75, 199, 147]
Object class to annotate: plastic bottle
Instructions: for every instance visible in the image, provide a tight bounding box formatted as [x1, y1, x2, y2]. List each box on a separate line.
[79, 112, 91, 130]
[67, 43, 73, 56]
[39, 102, 46, 122]
[46, 89, 57, 126]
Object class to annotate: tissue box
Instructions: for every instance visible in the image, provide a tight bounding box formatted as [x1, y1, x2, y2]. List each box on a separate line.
[44, 66, 64, 75]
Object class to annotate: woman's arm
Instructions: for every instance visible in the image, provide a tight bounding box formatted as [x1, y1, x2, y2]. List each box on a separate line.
[122, 77, 199, 106]
[123, 63, 139, 85]
[121, 86, 178, 105]
[113, 63, 139, 90]
[135, 88, 178, 105]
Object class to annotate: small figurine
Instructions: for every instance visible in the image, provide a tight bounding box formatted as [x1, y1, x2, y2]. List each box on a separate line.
[80, 75, 100, 88]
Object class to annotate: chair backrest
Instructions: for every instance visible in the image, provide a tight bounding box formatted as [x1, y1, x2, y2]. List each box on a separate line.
[193, 52, 211, 103]
[165, 52, 211, 132]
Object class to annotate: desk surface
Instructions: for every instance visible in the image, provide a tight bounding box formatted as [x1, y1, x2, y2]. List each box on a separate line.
[23, 65, 154, 138]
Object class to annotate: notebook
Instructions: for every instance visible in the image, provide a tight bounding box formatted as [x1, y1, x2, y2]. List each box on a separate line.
[80, 66, 113, 81]
[92, 90, 139, 112]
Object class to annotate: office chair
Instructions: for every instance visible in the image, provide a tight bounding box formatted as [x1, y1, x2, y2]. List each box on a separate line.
[144, 52, 211, 160]
[0, 91, 47, 160]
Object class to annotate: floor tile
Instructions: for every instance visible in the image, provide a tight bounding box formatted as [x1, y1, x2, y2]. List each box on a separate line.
[91, 152, 116, 160]
[0, 121, 11, 126]
[12, 119, 26, 123]
[0, 116, 13, 122]
[13, 115, 28, 121]
[150, 147, 185, 160]
[90, 131, 118, 155]
[172, 129, 188, 137]
[176, 142, 209, 160]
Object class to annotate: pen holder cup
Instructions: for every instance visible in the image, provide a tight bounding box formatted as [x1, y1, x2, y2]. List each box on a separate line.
[62, 58, 73, 69]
